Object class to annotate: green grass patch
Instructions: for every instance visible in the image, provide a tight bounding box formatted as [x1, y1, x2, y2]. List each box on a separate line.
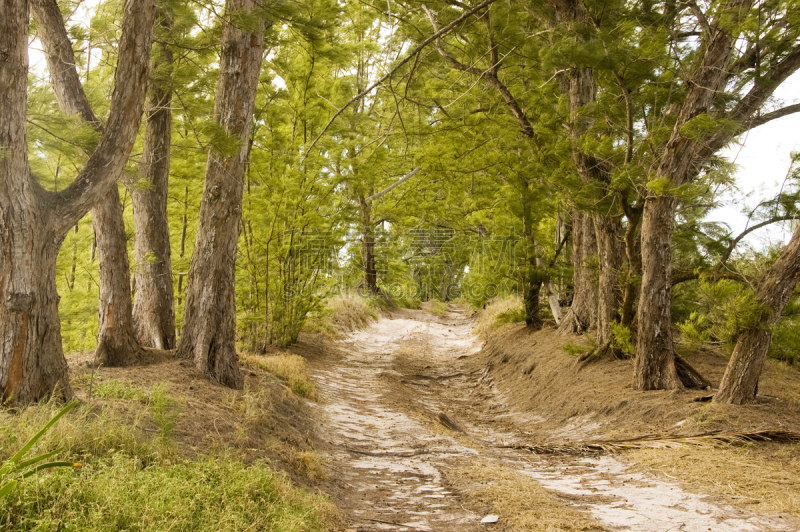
[0, 398, 335, 532]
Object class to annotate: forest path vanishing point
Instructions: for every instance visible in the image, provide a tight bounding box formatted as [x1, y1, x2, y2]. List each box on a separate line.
[306, 306, 797, 532]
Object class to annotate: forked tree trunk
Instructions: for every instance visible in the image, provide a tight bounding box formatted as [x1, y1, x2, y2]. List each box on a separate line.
[33, 0, 148, 367]
[177, 0, 265, 389]
[132, 33, 176, 350]
[716, 223, 800, 404]
[1, 0, 155, 404]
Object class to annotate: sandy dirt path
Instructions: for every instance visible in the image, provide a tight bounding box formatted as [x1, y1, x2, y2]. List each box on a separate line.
[307, 306, 796, 532]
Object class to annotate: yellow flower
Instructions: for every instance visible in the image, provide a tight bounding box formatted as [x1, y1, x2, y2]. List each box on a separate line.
[72, 463, 83, 469]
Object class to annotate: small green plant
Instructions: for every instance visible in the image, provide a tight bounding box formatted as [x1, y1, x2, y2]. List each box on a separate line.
[429, 300, 449, 316]
[562, 342, 586, 357]
[611, 321, 636, 357]
[0, 400, 80, 500]
[494, 307, 527, 327]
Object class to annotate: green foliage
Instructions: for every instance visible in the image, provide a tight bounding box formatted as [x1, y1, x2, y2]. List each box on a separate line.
[562, 342, 586, 357]
[92, 380, 145, 401]
[495, 307, 527, 327]
[147, 384, 182, 441]
[0, 400, 334, 532]
[676, 280, 765, 352]
[611, 321, 636, 357]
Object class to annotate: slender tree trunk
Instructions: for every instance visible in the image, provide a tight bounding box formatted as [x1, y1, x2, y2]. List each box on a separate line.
[634, 195, 683, 389]
[94, 186, 145, 366]
[560, 210, 598, 333]
[1, 0, 155, 404]
[177, 0, 266, 389]
[359, 196, 378, 293]
[716, 223, 800, 404]
[620, 205, 642, 328]
[594, 215, 624, 348]
[132, 33, 176, 350]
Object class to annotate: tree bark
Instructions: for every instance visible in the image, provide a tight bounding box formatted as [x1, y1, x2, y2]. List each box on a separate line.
[93, 186, 144, 366]
[593, 215, 624, 348]
[132, 30, 176, 350]
[1, 0, 155, 404]
[177, 0, 265, 389]
[715, 223, 800, 404]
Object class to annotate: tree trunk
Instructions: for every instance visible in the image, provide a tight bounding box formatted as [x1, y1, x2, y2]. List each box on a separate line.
[620, 204, 642, 328]
[716, 223, 800, 404]
[177, 0, 265, 389]
[359, 195, 378, 293]
[560, 210, 598, 333]
[634, 195, 683, 389]
[593, 215, 624, 348]
[1, 0, 155, 404]
[94, 186, 146, 366]
[132, 33, 176, 350]
[34, 0, 153, 367]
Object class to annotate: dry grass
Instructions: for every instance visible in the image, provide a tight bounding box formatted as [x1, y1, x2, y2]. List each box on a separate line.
[451, 460, 607, 531]
[241, 353, 318, 400]
[627, 444, 800, 516]
[474, 297, 525, 337]
[303, 296, 380, 337]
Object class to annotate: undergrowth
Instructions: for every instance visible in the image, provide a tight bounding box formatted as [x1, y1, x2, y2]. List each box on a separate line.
[0, 396, 335, 531]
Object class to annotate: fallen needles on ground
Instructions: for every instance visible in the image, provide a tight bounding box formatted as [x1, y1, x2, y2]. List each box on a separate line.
[496, 430, 800, 455]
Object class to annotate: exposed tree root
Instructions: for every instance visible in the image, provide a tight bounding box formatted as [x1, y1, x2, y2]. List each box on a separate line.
[675, 353, 711, 389]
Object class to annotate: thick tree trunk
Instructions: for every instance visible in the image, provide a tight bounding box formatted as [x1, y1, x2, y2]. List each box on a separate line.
[132, 35, 176, 350]
[0, 216, 72, 404]
[1, 0, 155, 404]
[560, 210, 598, 333]
[634, 195, 683, 390]
[177, 0, 265, 389]
[716, 223, 800, 404]
[94, 186, 145, 366]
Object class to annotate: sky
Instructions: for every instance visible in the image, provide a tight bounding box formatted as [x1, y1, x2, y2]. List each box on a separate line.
[710, 72, 800, 249]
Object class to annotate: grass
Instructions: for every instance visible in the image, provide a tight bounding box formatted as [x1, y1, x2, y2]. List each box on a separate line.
[241, 354, 318, 400]
[474, 297, 525, 336]
[303, 296, 380, 336]
[0, 398, 336, 532]
[627, 444, 800, 516]
[452, 460, 607, 531]
[428, 300, 449, 316]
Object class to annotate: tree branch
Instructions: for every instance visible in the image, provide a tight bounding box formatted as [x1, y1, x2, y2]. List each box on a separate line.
[423, 4, 535, 138]
[302, 0, 499, 163]
[366, 167, 421, 203]
[46, 0, 156, 234]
